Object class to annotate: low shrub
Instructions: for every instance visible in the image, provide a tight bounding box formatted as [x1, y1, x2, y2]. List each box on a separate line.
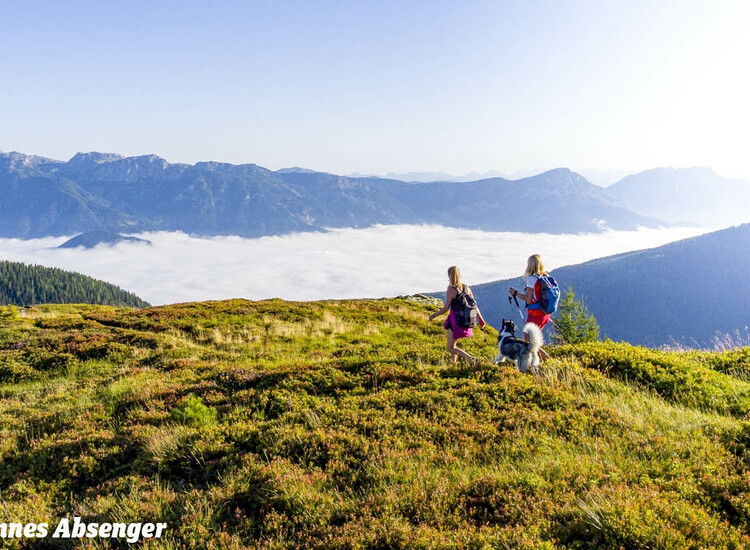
[170, 394, 218, 428]
[553, 341, 750, 416]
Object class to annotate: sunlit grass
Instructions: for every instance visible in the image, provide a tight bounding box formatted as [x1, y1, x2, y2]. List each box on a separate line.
[0, 298, 748, 548]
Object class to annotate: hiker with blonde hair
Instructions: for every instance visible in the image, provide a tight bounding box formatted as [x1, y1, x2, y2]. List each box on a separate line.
[429, 265, 486, 365]
[508, 254, 553, 360]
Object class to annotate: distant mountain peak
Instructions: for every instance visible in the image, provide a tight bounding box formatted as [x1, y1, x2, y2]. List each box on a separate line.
[133, 154, 167, 163]
[631, 166, 717, 178]
[194, 160, 261, 171]
[608, 167, 750, 226]
[276, 167, 319, 174]
[516, 167, 592, 187]
[353, 169, 510, 183]
[68, 152, 124, 165]
[124, 154, 171, 170]
[534, 167, 587, 180]
[58, 231, 152, 249]
[1, 151, 27, 160]
[0, 151, 60, 170]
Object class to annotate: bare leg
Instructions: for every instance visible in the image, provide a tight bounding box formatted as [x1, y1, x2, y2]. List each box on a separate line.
[446, 330, 457, 364]
[447, 330, 476, 364]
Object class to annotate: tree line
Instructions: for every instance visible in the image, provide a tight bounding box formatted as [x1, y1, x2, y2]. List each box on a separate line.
[0, 261, 150, 308]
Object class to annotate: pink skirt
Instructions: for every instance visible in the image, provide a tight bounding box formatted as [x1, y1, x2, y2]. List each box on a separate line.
[444, 309, 473, 340]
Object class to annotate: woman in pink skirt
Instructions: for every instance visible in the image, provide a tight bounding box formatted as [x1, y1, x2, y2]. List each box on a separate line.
[429, 265, 486, 365]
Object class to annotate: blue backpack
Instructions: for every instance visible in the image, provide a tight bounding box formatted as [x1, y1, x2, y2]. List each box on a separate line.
[528, 275, 560, 315]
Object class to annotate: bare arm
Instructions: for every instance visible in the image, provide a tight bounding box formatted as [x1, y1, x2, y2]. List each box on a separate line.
[508, 285, 534, 304]
[429, 286, 457, 320]
[465, 286, 487, 328]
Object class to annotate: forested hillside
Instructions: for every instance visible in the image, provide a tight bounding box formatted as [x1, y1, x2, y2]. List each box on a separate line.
[0, 260, 149, 307]
[471, 223, 750, 347]
[0, 298, 747, 548]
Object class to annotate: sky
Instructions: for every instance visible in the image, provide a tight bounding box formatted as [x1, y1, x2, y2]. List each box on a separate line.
[2, 1, 749, 185]
[0, 226, 708, 305]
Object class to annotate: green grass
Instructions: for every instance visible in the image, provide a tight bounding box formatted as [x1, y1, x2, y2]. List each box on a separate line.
[0, 299, 748, 549]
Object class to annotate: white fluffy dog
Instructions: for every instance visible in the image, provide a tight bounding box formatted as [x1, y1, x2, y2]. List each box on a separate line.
[492, 319, 543, 374]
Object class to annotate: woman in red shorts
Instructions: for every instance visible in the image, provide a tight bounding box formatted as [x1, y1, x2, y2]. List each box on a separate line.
[508, 254, 551, 360]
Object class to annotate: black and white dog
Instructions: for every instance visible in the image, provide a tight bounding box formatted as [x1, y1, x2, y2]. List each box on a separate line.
[492, 319, 543, 374]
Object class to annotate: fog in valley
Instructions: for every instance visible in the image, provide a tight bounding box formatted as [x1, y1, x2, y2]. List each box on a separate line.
[0, 225, 709, 305]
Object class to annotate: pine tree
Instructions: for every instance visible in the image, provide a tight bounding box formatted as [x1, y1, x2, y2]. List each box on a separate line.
[551, 287, 600, 344]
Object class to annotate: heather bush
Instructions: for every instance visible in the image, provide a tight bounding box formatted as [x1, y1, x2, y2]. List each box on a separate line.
[552, 341, 750, 416]
[0, 305, 20, 321]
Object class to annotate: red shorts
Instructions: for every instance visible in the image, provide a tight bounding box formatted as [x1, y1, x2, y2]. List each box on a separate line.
[526, 309, 550, 330]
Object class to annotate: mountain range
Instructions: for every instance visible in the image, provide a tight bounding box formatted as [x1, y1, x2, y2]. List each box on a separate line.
[0, 150, 707, 238]
[466, 223, 750, 348]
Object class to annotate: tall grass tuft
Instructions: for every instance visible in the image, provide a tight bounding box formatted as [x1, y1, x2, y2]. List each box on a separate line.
[170, 393, 218, 427]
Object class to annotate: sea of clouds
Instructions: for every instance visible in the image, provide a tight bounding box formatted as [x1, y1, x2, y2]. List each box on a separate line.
[0, 225, 709, 305]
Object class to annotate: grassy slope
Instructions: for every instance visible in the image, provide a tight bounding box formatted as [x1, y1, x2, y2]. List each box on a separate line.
[0, 300, 748, 549]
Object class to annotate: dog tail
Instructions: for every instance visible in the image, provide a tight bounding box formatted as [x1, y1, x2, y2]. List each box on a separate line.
[523, 323, 543, 355]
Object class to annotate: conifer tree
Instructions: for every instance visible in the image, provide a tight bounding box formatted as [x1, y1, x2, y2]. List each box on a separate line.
[551, 286, 599, 344]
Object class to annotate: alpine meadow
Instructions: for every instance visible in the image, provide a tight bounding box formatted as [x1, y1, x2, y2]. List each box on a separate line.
[0, 298, 749, 548]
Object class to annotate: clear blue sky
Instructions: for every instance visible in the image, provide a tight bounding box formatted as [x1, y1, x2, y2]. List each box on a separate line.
[2, 1, 749, 183]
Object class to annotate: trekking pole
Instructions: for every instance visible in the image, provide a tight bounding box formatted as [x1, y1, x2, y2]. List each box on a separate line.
[508, 293, 525, 323]
[546, 317, 587, 362]
[510, 293, 584, 360]
[548, 317, 582, 348]
[547, 318, 573, 345]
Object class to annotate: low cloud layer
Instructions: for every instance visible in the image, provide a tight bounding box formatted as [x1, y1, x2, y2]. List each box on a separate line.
[0, 225, 708, 305]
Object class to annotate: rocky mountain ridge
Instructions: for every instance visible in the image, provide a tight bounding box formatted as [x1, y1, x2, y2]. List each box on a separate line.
[0, 150, 660, 238]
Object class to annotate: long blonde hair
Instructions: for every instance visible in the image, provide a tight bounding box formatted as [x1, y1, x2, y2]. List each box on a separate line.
[448, 265, 464, 290]
[523, 254, 548, 278]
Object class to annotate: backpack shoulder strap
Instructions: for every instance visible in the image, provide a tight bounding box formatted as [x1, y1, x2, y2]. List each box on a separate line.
[449, 285, 461, 307]
[527, 277, 541, 309]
